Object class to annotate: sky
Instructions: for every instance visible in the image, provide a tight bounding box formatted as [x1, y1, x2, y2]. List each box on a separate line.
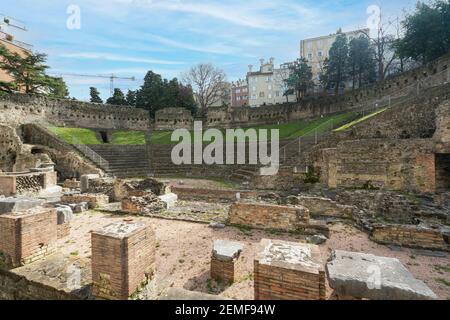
[0, 0, 418, 101]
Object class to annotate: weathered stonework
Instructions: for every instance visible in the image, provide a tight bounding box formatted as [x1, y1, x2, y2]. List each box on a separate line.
[229, 202, 310, 231]
[61, 193, 109, 209]
[0, 207, 57, 268]
[294, 196, 355, 219]
[371, 224, 449, 251]
[154, 107, 193, 130]
[172, 187, 258, 203]
[210, 240, 243, 284]
[254, 239, 325, 300]
[91, 221, 156, 300]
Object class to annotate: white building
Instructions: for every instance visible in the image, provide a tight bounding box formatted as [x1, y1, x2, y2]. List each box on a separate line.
[247, 58, 296, 107]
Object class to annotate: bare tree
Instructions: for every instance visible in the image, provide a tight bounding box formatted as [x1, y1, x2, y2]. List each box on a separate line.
[182, 63, 227, 109]
[360, 8, 397, 81]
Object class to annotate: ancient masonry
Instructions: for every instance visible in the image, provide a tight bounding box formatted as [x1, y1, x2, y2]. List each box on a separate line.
[254, 239, 326, 300]
[0, 203, 57, 268]
[91, 221, 156, 300]
[210, 240, 243, 284]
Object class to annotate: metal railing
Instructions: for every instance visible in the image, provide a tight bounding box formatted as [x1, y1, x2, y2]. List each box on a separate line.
[0, 30, 33, 51]
[276, 67, 450, 166]
[72, 139, 110, 171]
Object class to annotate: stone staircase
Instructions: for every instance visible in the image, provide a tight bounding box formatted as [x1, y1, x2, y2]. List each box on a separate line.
[87, 145, 151, 178]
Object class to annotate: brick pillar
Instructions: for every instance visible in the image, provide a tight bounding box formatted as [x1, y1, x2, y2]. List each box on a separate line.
[210, 240, 243, 284]
[91, 221, 155, 300]
[254, 239, 325, 300]
[0, 208, 57, 268]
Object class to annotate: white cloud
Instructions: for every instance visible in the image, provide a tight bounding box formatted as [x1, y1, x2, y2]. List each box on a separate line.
[58, 52, 184, 65]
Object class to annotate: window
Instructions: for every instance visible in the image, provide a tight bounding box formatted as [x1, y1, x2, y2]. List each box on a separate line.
[268, 94, 272, 99]
[268, 85, 272, 90]
[236, 88, 241, 94]
[252, 86, 256, 91]
[318, 51, 323, 57]
[259, 92, 265, 98]
[308, 53, 313, 60]
[275, 91, 280, 97]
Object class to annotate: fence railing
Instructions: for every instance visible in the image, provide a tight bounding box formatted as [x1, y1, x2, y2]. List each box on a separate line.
[72, 141, 110, 171]
[277, 67, 450, 165]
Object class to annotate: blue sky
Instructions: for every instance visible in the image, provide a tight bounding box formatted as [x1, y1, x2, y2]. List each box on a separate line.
[1, 0, 417, 100]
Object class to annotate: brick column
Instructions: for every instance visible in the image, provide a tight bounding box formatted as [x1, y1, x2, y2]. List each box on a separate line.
[254, 239, 325, 300]
[0, 207, 57, 268]
[210, 240, 243, 284]
[91, 221, 155, 300]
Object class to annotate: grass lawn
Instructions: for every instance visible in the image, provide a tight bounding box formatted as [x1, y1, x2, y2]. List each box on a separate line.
[48, 127, 101, 145]
[334, 108, 387, 132]
[150, 111, 358, 145]
[112, 131, 146, 145]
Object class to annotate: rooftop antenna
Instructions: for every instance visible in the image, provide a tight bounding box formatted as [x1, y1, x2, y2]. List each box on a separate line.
[0, 14, 28, 31]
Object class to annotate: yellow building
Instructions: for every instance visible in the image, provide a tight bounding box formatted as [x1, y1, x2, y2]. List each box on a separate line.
[300, 29, 369, 87]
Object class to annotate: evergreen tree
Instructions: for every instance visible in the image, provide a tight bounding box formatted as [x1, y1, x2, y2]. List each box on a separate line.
[324, 31, 349, 94]
[126, 89, 136, 107]
[348, 36, 377, 90]
[136, 71, 165, 116]
[285, 58, 314, 101]
[0, 45, 68, 95]
[396, 1, 450, 64]
[89, 87, 103, 103]
[106, 88, 127, 106]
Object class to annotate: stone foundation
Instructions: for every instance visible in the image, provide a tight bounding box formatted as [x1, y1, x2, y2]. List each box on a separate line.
[91, 221, 156, 300]
[229, 203, 310, 231]
[63, 179, 80, 189]
[210, 240, 243, 284]
[172, 187, 258, 203]
[295, 196, 354, 219]
[61, 193, 109, 209]
[371, 224, 449, 251]
[121, 192, 166, 215]
[0, 207, 57, 268]
[57, 223, 71, 239]
[254, 239, 325, 300]
[0, 171, 57, 196]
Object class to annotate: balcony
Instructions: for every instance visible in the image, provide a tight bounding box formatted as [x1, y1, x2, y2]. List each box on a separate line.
[0, 31, 33, 52]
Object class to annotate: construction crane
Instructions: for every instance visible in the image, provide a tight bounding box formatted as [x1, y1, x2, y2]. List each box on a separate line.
[49, 73, 136, 96]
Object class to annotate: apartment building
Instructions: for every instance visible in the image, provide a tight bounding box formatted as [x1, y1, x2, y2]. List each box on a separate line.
[300, 28, 370, 87]
[231, 79, 248, 107]
[0, 23, 32, 92]
[247, 58, 296, 108]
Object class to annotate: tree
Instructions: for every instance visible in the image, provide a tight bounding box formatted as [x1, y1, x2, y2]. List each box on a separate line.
[285, 58, 313, 101]
[182, 63, 226, 110]
[47, 77, 69, 98]
[89, 87, 103, 103]
[126, 90, 136, 107]
[0, 45, 62, 94]
[136, 71, 165, 116]
[106, 88, 127, 106]
[396, 1, 450, 65]
[325, 31, 349, 94]
[348, 36, 377, 89]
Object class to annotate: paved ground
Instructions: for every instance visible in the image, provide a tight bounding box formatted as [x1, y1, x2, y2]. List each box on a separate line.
[35, 211, 449, 300]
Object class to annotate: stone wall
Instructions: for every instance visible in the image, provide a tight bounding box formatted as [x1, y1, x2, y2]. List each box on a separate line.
[0, 268, 82, 300]
[172, 187, 259, 203]
[228, 202, 310, 231]
[154, 107, 193, 130]
[0, 93, 151, 131]
[371, 224, 449, 251]
[323, 139, 437, 193]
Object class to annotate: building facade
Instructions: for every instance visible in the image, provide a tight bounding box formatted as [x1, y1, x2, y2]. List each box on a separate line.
[247, 58, 296, 108]
[231, 79, 248, 107]
[300, 29, 369, 88]
[0, 25, 32, 93]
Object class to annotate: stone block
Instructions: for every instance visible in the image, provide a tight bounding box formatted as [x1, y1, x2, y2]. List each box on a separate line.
[80, 174, 100, 193]
[158, 193, 178, 209]
[74, 202, 89, 213]
[254, 239, 325, 300]
[61, 193, 108, 209]
[211, 240, 243, 284]
[326, 250, 438, 300]
[63, 179, 80, 189]
[56, 206, 73, 224]
[91, 221, 156, 300]
[0, 197, 43, 214]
